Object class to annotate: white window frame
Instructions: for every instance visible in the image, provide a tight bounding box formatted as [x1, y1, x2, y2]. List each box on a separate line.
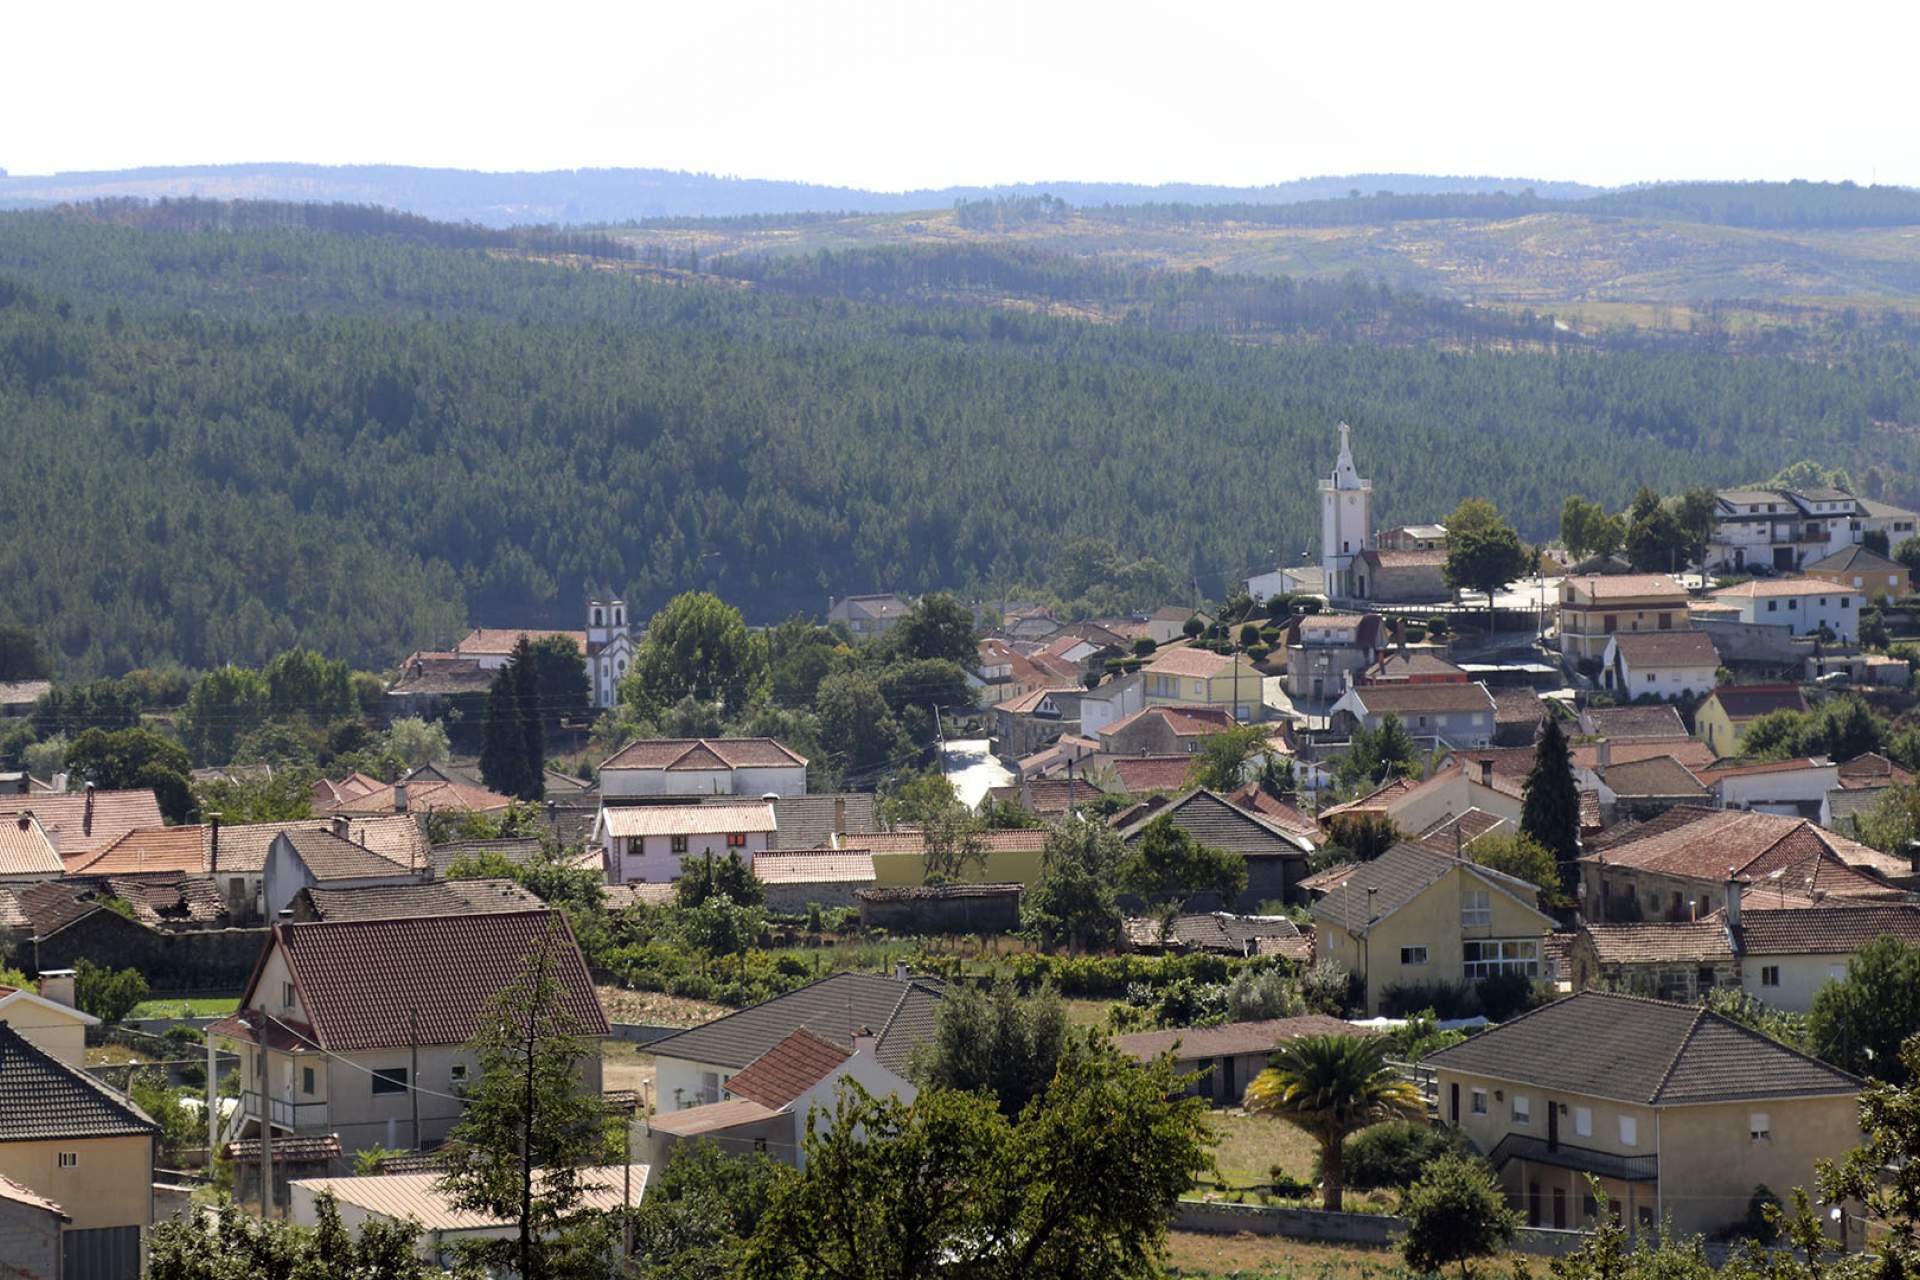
[1461, 889, 1492, 928]
[1750, 1112, 1771, 1141]
[1761, 965, 1780, 987]
[1619, 1114, 1638, 1147]
[1574, 1106, 1592, 1137]
[1463, 938, 1538, 980]
[1512, 1095, 1531, 1124]
[57, 1152, 77, 1169]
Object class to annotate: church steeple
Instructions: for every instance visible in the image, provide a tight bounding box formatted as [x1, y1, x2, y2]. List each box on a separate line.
[1318, 422, 1374, 599]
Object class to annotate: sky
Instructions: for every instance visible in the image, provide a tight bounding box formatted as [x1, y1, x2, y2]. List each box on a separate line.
[8, 0, 1919, 190]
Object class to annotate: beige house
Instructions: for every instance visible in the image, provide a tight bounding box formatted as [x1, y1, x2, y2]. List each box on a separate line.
[593, 801, 776, 884]
[0, 972, 97, 1068]
[1140, 647, 1266, 720]
[1557, 574, 1689, 666]
[0, 1021, 158, 1276]
[210, 909, 607, 1165]
[1426, 991, 1862, 1239]
[1311, 842, 1556, 1015]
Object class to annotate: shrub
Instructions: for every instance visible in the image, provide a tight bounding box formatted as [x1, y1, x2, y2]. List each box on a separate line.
[1741, 1184, 1783, 1244]
[1474, 972, 1539, 1022]
[1380, 980, 1480, 1020]
[1402, 625, 1426, 643]
[1245, 644, 1269, 661]
[1132, 637, 1157, 657]
[1426, 615, 1449, 635]
[1239, 623, 1262, 646]
[1300, 959, 1360, 1016]
[1324, 1121, 1479, 1190]
[1269, 1168, 1315, 1199]
[1224, 968, 1303, 1022]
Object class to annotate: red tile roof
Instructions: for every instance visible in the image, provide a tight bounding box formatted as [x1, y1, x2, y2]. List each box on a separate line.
[1582, 921, 1735, 966]
[1711, 578, 1851, 599]
[1582, 810, 1894, 897]
[751, 852, 876, 885]
[1222, 786, 1322, 840]
[454, 628, 587, 657]
[317, 777, 514, 816]
[233, 909, 607, 1053]
[723, 1028, 851, 1108]
[599, 803, 775, 839]
[1606, 631, 1720, 668]
[857, 829, 1049, 856]
[1113, 1015, 1368, 1062]
[1106, 756, 1199, 794]
[1563, 574, 1687, 601]
[0, 813, 61, 878]
[65, 825, 210, 876]
[600, 738, 808, 772]
[0, 790, 164, 859]
[1099, 705, 1237, 741]
[1573, 740, 1717, 772]
[1705, 686, 1808, 721]
[1837, 753, 1915, 789]
[1143, 647, 1237, 679]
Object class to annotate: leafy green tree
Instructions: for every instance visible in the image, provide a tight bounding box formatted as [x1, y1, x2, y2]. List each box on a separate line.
[1625, 492, 1690, 573]
[1520, 716, 1582, 892]
[1187, 722, 1273, 792]
[1242, 1033, 1423, 1210]
[1321, 812, 1401, 863]
[0, 623, 50, 681]
[66, 726, 194, 822]
[1674, 487, 1720, 567]
[192, 766, 316, 824]
[1023, 820, 1125, 951]
[1820, 1036, 1920, 1276]
[74, 957, 150, 1022]
[628, 1142, 787, 1280]
[1334, 714, 1418, 790]
[480, 660, 535, 801]
[33, 678, 141, 738]
[1444, 498, 1504, 540]
[814, 670, 909, 781]
[147, 1191, 434, 1279]
[764, 616, 849, 709]
[743, 1038, 1213, 1280]
[180, 667, 270, 767]
[513, 636, 546, 801]
[677, 849, 764, 908]
[920, 805, 989, 885]
[1468, 832, 1564, 903]
[264, 646, 355, 722]
[1808, 936, 1920, 1082]
[875, 657, 973, 716]
[527, 633, 591, 730]
[1445, 518, 1530, 627]
[1559, 495, 1604, 561]
[385, 715, 450, 769]
[882, 592, 978, 667]
[877, 771, 962, 830]
[1118, 814, 1248, 917]
[628, 592, 759, 717]
[910, 978, 1071, 1116]
[1400, 1152, 1520, 1280]
[1897, 535, 1920, 579]
[437, 917, 614, 1278]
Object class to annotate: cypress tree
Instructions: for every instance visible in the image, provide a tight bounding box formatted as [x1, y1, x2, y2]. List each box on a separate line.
[1520, 716, 1581, 892]
[511, 636, 545, 802]
[478, 662, 531, 801]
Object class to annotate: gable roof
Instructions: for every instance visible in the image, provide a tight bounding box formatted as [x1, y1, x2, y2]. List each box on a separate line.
[1581, 920, 1735, 966]
[1424, 990, 1860, 1106]
[722, 1028, 852, 1108]
[1105, 756, 1201, 795]
[646, 971, 942, 1073]
[1601, 756, 1708, 799]
[1734, 904, 1920, 955]
[217, 910, 606, 1053]
[1098, 705, 1237, 741]
[0, 813, 61, 878]
[1836, 753, 1915, 790]
[1113, 1015, 1363, 1063]
[318, 775, 514, 817]
[1573, 739, 1717, 772]
[1340, 683, 1496, 716]
[211, 815, 427, 875]
[1221, 785, 1322, 841]
[1579, 705, 1690, 742]
[1705, 685, 1808, 721]
[299, 878, 543, 922]
[1564, 574, 1687, 601]
[1606, 630, 1720, 669]
[1580, 809, 1892, 896]
[1363, 651, 1468, 682]
[750, 851, 876, 885]
[994, 685, 1068, 716]
[1806, 545, 1905, 575]
[1711, 577, 1852, 600]
[66, 824, 211, 876]
[1357, 547, 1448, 569]
[453, 628, 587, 657]
[1143, 647, 1240, 679]
[600, 737, 808, 772]
[0, 1022, 156, 1141]
[277, 829, 419, 882]
[1113, 789, 1312, 857]
[0, 789, 164, 859]
[598, 803, 776, 839]
[1311, 842, 1550, 932]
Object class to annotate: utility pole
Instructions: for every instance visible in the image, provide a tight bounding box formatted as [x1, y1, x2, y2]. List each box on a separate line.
[258, 1037, 274, 1219]
[410, 1008, 420, 1150]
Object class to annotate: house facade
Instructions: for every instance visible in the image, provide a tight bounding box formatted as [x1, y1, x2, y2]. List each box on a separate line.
[1708, 579, 1860, 641]
[1704, 487, 1919, 573]
[1327, 682, 1497, 748]
[827, 593, 911, 637]
[1140, 648, 1266, 720]
[1426, 991, 1862, 1239]
[595, 802, 776, 884]
[1599, 630, 1720, 700]
[1695, 686, 1808, 757]
[1557, 575, 1689, 665]
[1076, 671, 1145, 738]
[1285, 613, 1385, 700]
[1311, 843, 1555, 1016]
[1096, 705, 1237, 758]
[599, 738, 807, 798]
[1804, 546, 1911, 602]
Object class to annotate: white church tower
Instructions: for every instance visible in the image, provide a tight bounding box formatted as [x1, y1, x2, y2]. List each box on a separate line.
[1319, 422, 1373, 599]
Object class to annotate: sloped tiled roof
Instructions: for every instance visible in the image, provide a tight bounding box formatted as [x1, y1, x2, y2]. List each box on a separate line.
[856, 829, 1049, 856]
[1579, 705, 1690, 742]
[0, 812, 61, 878]
[1836, 753, 1915, 789]
[1113, 789, 1311, 857]
[453, 628, 587, 657]
[723, 1028, 851, 1108]
[290, 1165, 645, 1229]
[1711, 577, 1851, 600]
[1343, 683, 1496, 715]
[1317, 775, 1423, 822]
[647, 971, 942, 1073]
[230, 910, 607, 1052]
[600, 737, 807, 772]
[1563, 574, 1687, 601]
[599, 803, 775, 839]
[1427, 991, 1860, 1105]
[994, 685, 1069, 716]
[279, 829, 420, 882]
[65, 824, 211, 876]
[1313, 842, 1548, 929]
[0, 1022, 157, 1141]
[1705, 686, 1808, 721]
[1580, 810, 1891, 896]
[102, 875, 227, 926]
[1734, 904, 1920, 955]
[1357, 547, 1447, 569]
[1221, 786, 1322, 841]
[1806, 545, 1905, 575]
[1364, 652, 1467, 683]
[1573, 740, 1717, 772]
[1105, 756, 1197, 795]
[319, 776, 514, 817]
[301, 878, 543, 922]
[1114, 1015, 1365, 1062]
[0, 789, 163, 859]
[1582, 921, 1734, 966]
[215, 815, 427, 875]
[1143, 647, 1237, 679]
[648, 1099, 779, 1137]
[1607, 631, 1720, 668]
[1698, 757, 1833, 785]
[1417, 808, 1508, 849]
[0, 1172, 67, 1220]
[751, 852, 876, 885]
[1099, 705, 1238, 741]
[1601, 756, 1708, 799]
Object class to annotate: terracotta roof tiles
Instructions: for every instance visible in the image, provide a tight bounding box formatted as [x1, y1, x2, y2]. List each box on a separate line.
[723, 1028, 851, 1108]
[0, 789, 163, 860]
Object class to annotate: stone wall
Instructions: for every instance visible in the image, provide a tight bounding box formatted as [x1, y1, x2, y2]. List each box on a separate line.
[0, 1182, 63, 1280]
[762, 882, 864, 914]
[17, 914, 268, 993]
[856, 886, 1022, 934]
[1171, 1199, 1615, 1260]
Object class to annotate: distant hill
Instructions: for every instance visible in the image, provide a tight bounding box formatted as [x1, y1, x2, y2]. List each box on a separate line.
[0, 163, 1602, 227]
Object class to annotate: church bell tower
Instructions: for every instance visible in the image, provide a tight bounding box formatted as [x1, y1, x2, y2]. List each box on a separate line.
[1318, 422, 1373, 598]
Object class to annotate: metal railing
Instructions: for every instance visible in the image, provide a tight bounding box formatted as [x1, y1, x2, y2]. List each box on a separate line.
[237, 1089, 332, 1132]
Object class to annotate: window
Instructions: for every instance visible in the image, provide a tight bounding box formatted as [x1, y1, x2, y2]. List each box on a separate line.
[670, 834, 689, 854]
[1461, 890, 1491, 927]
[1750, 1112, 1771, 1141]
[1646, 673, 1656, 684]
[1611, 1199, 1624, 1222]
[1639, 1206, 1654, 1228]
[1463, 939, 1538, 979]
[1574, 1106, 1592, 1137]
[1400, 946, 1429, 965]
[1789, 598, 1799, 610]
[450, 1064, 468, 1084]
[1761, 965, 1781, 987]
[282, 982, 296, 1009]
[57, 1152, 76, 1169]
[1471, 1089, 1488, 1115]
[371, 1067, 408, 1096]
[1659, 613, 1672, 630]
[1604, 614, 1617, 634]
[301, 1066, 315, 1095]
[1619, 1115, 1638, 1146]
[1512, 1095, 1531, 1124]
[1767, 600, 1778, 612]
[726, 832, 747, 847]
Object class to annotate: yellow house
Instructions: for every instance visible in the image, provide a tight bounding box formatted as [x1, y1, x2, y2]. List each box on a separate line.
[1311, 842, 1556, 1015]
[0, 1021, 158, 1268]
[863, 828, 1050, 888]
[0, 972, 99, 1069]
[1140, 647, 1267, 721]
[1693, 685, 1808, 757]
[1426, 991, 1862, 1240]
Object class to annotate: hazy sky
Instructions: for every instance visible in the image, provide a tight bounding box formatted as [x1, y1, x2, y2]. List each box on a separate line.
[10, 0, 1917, 189]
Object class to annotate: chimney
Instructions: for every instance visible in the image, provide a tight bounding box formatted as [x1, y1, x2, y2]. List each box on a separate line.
[852, 1024, 877, 1059]
[1908, 840, 1920, 877]
[1725, 873, 1742, 928]
[209, 814, 221, 873]
[1596, 739, 1612, 772]
[330, 815, 352, 840]
[893, 961, 911, 982]
[833, 796, 847, 839]
[82, 782, 95, 838]
[393, 781, 409, 813]
[37, 969, 75, 1008]
[1479, 759, 1493, 789]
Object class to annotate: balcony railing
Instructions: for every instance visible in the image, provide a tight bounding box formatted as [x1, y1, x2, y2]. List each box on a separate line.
[238, 1089, 332, 1132]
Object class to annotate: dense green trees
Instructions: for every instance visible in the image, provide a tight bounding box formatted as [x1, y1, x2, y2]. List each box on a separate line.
[1520, 716, 1582, 891]
[1243, 1034, 1425, 1211]
[66, 727, 194, 821]
[1117, 815, 1247, 916]
[5, 209, 1920, 675]
[1808, 937, 1920, 1082]
[627, 593, 757, 719]
[479, 637, 546, 801]
[910, 978, 1070, 1116]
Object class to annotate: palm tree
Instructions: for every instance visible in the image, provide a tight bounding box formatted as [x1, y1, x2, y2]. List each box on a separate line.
[1242, 1033, 1424, 1211]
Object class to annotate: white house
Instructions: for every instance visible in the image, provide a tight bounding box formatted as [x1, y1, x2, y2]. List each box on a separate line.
[827, 594, 912, 637]
[1701, 757, 1840, 824]
[1327, 682, 1497, 748]
[1600, 630, 1721, 701]
[598, 738, 808, 798]
[594, 802, 776, 884]
[1077, 671, 1145, 738]
[260, 829, 424, 921]
[1707, 579, 1860, 642]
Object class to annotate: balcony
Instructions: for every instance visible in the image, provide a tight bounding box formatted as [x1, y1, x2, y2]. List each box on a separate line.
[1488, 1133, 1658, 1183]
[237, 1089, 333, 1134]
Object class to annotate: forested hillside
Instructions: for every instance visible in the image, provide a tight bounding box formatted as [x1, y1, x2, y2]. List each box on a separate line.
[3, 205, 1920, 677]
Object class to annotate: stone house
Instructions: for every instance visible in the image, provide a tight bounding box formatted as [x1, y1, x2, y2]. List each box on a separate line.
[1285, 613, 1386, 700]
[1351, 548, 1448, 603]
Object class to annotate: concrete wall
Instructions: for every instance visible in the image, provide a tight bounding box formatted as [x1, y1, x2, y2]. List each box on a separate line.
[1695, 620, 1801, 666]
[857, 889, 1023, 934]
[761, 881, 865, 913]
[1317, 866, 1550, 1015]
[609, 830, 772, 884]
[0, 999, 89, 1070]
[0, 1134, 152, 1237]
[1724, 592, 1859, 642]
[1658, 1094, 1860, 1239]
[0, 1184, 64, 1279]
[1741, 954, 1851, 1013]
[655, 1054, 741, 1112]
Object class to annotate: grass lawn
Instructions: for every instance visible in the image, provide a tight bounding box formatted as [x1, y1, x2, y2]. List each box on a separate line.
[1163, 1231, 1409, 1279]
[1204, 1109, 1320, 1186]
[1063, 997, 1120, 1029]
[128, 995, 238, 1019]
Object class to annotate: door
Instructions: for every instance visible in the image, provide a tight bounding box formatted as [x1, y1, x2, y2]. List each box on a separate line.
[1547, 1099, 1559, 1151]
[1221, 1053, 1236, 1104]
[1554, 1187, 1568, 1230]
[1449, 1082, 1460, 1125]
[1529, 1182, 1542, 1227]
